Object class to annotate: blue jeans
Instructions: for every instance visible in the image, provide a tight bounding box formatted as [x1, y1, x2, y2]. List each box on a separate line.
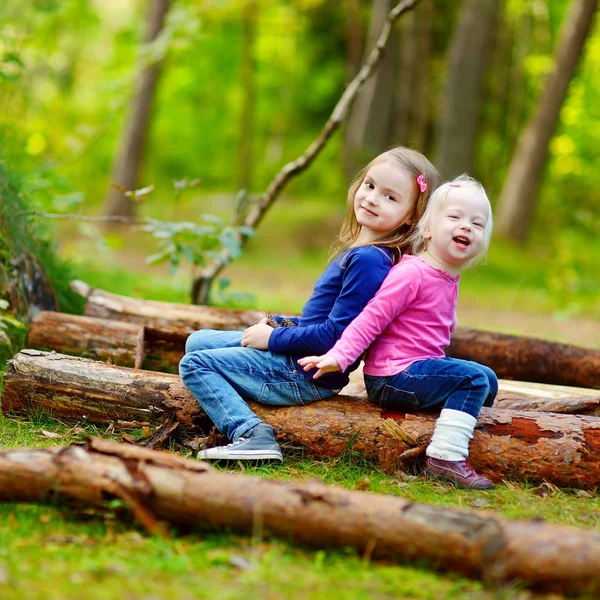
[364, 357, 498, 418]
[179, 329, 335, 441]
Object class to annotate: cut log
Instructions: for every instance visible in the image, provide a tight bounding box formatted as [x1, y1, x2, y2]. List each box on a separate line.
[1, 439, 600, 594]
[28, 311, 146, 368]
[70, 280, 600, 388]
[28, 311, 183, 372]
[447, 327, 600, 389]
[3, 350, 600, 488]
[28, 311, 600, 414]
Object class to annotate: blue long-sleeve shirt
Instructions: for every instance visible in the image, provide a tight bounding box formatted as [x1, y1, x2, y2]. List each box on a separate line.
[269, 245, 394, 390]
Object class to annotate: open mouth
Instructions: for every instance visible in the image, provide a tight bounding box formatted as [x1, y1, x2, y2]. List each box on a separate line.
[453, 235, 471, 249]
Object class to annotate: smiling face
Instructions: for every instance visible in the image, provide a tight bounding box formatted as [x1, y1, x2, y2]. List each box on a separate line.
[353, 158, 416, 244]
[423, 187, 490, 275]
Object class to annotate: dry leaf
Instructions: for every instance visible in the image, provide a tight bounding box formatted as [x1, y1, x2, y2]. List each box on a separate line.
[41, 429, 63, 439]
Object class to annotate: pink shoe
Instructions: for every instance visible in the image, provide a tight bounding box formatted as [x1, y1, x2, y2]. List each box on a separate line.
[424, 457, 494, 490]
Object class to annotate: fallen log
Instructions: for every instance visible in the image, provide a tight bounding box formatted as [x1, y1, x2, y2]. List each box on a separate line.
[70, 279, 264, 334]
[447, 327, 600, 389]
[3, 350, 600, 488]
[28, 311, 184, 372]
[71, 280, 600, 389]
[1, 438, 599, 595]
[27, 311, 146, 368]
[28, 311, 600, 414]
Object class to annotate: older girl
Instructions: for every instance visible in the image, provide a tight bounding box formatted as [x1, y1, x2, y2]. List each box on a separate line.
[180, 147, 440, 462]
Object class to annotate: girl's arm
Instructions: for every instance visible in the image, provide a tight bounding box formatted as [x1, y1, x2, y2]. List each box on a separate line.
[310, 261, 421, 373]
[267, 247, 393, 356]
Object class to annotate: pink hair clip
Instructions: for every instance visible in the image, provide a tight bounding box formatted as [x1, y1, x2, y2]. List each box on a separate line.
[449, 183, 461, 187]
[416, 174, 427, 193]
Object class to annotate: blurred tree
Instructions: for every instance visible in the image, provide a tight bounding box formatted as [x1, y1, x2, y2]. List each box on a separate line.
[103, 0, 171, 218]
[343, 0, 398, 176]
[342, 0, 364, 80]
[496, 0, 598, 243]
[393, 0, 434, 152]
[434, 0, 500, 180]
[238, 0, 257, 192]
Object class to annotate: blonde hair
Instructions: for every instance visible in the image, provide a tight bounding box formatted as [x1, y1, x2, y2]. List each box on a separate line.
[410, 173, 493, 267]
[330, 146, 441, 263]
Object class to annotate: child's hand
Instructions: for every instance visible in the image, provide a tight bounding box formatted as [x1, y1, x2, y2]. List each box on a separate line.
[297, 354, 341, 379]
[241, 319, 272, 350]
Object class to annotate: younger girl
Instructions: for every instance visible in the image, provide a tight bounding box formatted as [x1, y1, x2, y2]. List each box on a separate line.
[179, 146, 441, 461]
[299, 175, 497, 489]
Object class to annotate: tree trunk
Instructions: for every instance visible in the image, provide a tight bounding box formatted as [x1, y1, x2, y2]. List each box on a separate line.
[238, 0, 257, 192]
[434, 0, 499, 180]
[4, 350, 600, 488]
[412, 0, 433, 151]
[495, 0, 598, 242]
[342, 0, 364, 80]
[392, 8, 416, 146]
[103, 0, 170, 218]
[70, 281, 600, 389]
[2, 439, 600, 594]
[344, 0, 397, 176]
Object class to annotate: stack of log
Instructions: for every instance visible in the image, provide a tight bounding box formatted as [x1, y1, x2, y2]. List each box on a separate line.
[2, 281, 599, 488]
[2, 280, 600, 593]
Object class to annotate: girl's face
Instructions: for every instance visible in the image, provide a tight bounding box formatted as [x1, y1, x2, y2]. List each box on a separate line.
[424, 188, 490, 275]
[353, 159, 416, 244]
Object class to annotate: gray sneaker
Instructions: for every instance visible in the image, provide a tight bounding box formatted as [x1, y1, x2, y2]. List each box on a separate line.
[197, 423, 283, 461]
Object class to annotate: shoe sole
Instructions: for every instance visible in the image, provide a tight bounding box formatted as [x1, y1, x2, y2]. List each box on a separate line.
[197, 450, 283, 461]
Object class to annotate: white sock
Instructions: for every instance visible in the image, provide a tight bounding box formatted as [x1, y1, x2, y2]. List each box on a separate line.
[426, 408, 477, 462]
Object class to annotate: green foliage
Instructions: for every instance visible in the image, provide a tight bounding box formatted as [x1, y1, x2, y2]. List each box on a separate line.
[0, 158, 82, 317]
[0, 300, 27, 367]
[140, 215, 254, 275]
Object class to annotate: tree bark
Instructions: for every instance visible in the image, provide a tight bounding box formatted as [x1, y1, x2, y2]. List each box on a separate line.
[434, 0, 499, 180]
[103, 0, 170, 218]
[495, 0, 598, 242]
[70, 281, 600, 389]
[3, 350, 600, 488]
[2, 439, 600, 594]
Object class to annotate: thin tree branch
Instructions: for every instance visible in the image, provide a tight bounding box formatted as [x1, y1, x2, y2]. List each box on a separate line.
[22, 211, 149, 225]
[192, 0, 421, 304]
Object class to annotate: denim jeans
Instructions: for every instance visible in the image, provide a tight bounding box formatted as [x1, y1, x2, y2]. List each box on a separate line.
[364, 357, 498, 419]
[179, 329, 335, 441]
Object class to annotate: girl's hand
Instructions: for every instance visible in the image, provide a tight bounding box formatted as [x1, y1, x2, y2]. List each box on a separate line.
[297, 354, 341, 379]
[241, 319, 272, 350]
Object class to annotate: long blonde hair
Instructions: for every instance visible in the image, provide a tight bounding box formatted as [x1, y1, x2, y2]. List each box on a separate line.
[330, 146, 441, 263]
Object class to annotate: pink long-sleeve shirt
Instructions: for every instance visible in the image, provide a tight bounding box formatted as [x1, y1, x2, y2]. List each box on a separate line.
[328, 254, 459, 376]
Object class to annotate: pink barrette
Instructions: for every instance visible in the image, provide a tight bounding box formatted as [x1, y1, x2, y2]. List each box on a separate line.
[416, 174, 427, 193]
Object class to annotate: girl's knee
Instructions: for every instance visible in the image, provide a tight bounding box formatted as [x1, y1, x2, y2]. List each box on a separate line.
[179, 350, 208, 379]
[184, 329, 214, 354]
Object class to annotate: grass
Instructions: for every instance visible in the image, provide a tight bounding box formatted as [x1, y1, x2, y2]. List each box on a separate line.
[1, 202, 599, 598]
[1, 411, 600, 600]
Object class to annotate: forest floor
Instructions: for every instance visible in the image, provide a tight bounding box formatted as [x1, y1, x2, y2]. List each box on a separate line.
[0, 203, 598, 600]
